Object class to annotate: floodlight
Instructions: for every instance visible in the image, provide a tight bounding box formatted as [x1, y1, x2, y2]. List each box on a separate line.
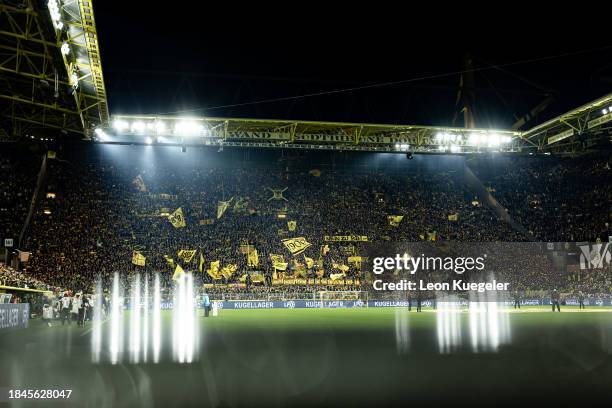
[113, 120, 129, 132]
[131, 121, 146, 133]
[145, 137, 152, 144]
[48, 0, 63, 30]
[155, 121, 166, 134]
[488, 134, 501, 147]
[174, 120, 203, 137]
[468, 133, 479, 145]
[61, 42, 70, 55]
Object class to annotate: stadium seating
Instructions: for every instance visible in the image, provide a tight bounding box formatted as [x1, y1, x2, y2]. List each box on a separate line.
[2, 145, 608, 294]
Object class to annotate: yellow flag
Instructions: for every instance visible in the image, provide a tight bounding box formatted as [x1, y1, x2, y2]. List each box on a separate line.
[287, 221, 297, 232]
[448, 213, 458, 221]
[330, 272, 346, 281]
[247, 248, 259, 267]
[427, 232, 437, 241]
[387, 215, 404, 227]
[220, 264, 238, 279]
[207, 260, 221, 279]
[270, 254, 287, 270]
[172, 264, 185, 281]
[281, 237, 311, 255]
[199, 253, 205, 272]
[177, 249, 197, 263]
[168, 207, 186, 228]
[304, 255, 314, 269]
[217, 197, 233, 219]
[132, 251, 146, 266]
[332, 262, 350, 272]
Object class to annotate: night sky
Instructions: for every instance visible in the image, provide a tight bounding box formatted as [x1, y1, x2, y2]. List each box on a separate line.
[93, 3, 612, 130]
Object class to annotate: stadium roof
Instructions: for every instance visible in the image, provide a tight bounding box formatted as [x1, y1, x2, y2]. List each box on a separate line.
[0, 0, 108, 139]
[0, 1, 609, 154]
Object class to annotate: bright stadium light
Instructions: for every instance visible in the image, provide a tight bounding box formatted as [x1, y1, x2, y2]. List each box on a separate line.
[488, 134, 501, 147]
[155, 121, 166, 134]
[61, 42, 70, 55]
[131, 121, 146, 133]
[174, 120, 203, 137]
[70, 73, 78, 86]
[145, 137, 152, 144]
[113, 119, 129, 132]
[502, 136, 512, 144]
[603, 108, 608, 115]
[47, 0, 64, 30]
[94, 128, 107, 140]
[450, 145, 461, 153]
[468, 133, 479, 145]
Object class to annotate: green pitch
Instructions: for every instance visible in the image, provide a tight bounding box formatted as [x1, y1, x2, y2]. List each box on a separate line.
[1, 308, 612, 407]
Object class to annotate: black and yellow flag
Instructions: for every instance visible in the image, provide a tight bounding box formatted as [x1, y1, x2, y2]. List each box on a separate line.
[163, 255, 175, 268]
[287, 221, 297, 232]
[132, 251, 146, 266]
[388, 215, 404, 227]
[304, 255, 315, 269]
[247, 247, 259, 267]
[270, 254, 287, 271]
[281, 237, 311, 255]
[220, 264, 238, 279]
[267, 187, 288, 201]
[177, 249, 197, 264]
[168, 207, 186, 228]
[207, 260, 221, 279]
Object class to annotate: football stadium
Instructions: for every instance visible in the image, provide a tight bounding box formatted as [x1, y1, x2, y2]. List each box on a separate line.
[0, 2, 611, 407]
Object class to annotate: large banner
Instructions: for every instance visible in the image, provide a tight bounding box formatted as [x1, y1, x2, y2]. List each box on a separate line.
[282, 237, 312, 255]
[217, 300, 366, 310]
[0, 303, 29, 329]
[156, 298, 612, 311]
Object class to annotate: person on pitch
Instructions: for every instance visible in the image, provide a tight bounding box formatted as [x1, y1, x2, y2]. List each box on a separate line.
[551, 288, 561, 312]
[578, 290, 585, 309]
[202, 292, 211, 317]
[513, 290, 521, 309]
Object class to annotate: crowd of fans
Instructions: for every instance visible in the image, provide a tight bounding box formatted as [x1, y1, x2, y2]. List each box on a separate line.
[470, 154, 611, 242]
[0, 146, 608, 298]
[0, 151, 41, 243]
[0, 264, 60, 292]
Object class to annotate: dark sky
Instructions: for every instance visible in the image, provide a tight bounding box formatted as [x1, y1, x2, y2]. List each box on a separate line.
[94, 3, 612, 130]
